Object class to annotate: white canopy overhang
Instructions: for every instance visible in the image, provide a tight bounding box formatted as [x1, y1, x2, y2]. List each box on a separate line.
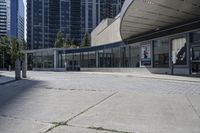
[120, 0, 200, 41]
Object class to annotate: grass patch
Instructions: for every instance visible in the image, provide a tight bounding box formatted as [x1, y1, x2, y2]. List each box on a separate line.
[88, 126, 132, 133]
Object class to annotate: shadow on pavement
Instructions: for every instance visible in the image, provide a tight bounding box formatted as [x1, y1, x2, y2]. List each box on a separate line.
[0, 79, 42, 110]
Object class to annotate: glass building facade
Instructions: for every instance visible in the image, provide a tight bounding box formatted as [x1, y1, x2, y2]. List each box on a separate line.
[27, 29, 200, 75]
[10, 0, 24, 42]
[0, 0, 24, 40]
[27, 0, 125, 49]
[81, 0, 124, 39]
[27, 0, 71, 49]
[0, 0, 9, 35]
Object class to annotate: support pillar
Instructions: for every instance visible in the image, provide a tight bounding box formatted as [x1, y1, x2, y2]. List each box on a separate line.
[54, 50, 57, 70]
[96, 51, 99, 68]
[22, 53, 27, 78]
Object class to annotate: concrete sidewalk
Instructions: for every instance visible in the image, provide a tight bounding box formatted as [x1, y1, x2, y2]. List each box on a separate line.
[0, 73, 15, 85]
[0, 71, 199, 133]
[84, 71, 200, 83]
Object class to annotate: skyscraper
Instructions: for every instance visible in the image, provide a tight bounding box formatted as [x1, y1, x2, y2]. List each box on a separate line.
[0, 0, 10, 36]
[0, 0, 24, 42]
[81, 0, 124, 39]
[27, 0, 71, 49]
[10, 0, 24, 42]
[27, 0, 124, 49]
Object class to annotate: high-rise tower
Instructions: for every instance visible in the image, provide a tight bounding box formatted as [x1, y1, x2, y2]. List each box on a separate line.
[27, 0, 124, 49]
[0, 0, 24, 42]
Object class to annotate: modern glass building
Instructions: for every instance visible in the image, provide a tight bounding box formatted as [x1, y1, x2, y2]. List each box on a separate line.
[10, 0, 24, 42]
[81, 0, 124, 39]
[0, 0, 24, 69]
[27, 0, 124, 49]
[0, 0, 24, 40]
[25, 0, 200, 75]
[0, 0, 10, 36]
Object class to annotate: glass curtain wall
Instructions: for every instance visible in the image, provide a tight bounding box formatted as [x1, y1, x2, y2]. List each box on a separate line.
[104, 49, 112, 67]
[153, 39, 169, 67]
[98, 50, 104, 67]
[81, 52, 89, 68]
[88, 51, 96, 67]
[112, 47, 120, 67]
[66, 53, 74, 70]
[74, 53, 81, 68]
[129, 45, 140, 67]
[191, 31, 200, 74]
[32, 51, 54, 69]
[120, 47, 127, 67]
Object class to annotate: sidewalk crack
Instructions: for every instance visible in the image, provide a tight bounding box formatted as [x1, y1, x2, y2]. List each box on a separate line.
[44, 92, 118, 133]
[185, 95, 200, 120]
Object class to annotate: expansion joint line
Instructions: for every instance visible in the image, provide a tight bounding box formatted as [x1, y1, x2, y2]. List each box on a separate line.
[185, 95, 200, 120]
[44, 91, 118, 133]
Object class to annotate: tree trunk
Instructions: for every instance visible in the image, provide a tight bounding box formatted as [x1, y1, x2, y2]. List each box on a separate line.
[3, 51, 5, 69]
[15, 59, 21, 80]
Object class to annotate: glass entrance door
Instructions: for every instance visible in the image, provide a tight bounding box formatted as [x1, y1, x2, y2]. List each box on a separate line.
[192, 46, 200, 74]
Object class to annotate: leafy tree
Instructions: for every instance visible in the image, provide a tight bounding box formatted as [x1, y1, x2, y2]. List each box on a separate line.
[63, 36, 72, 48]
[0, 36, 11, 69]
[81, 32, 90, 47]
[63, 36, 77, 48]
[54, 32, 63, 48]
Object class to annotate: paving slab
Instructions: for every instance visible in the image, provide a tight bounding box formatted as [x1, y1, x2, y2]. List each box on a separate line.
[0, 116, 51, 133]
[0, 88, 112, 123]
[187, 96, 200, 118]
[50, 126, 111, 133]
[69, 92, 200, 133]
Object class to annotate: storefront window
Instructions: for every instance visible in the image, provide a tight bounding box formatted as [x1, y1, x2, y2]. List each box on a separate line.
[120, 47, 128, 67]
[58, 51, 65, 68]
[47, 51, 54, 68]
[104, 49, 112, 67]
[112, 47, 120, 67]
[81, 52, 89, 67]
[88, 52, 96, 68]
[172, 38, 187, 65]
[66, 53, 74, 68]
[36, 52, 43, 68]
[193, 47, 200, 61]
[192, 31, 200, 43]
[33, 53, 37, 68]
[74, 53, 81, 68]
[130, 45, 140, 67]
[98, 50, 104, 67]
[153, 39, 169, 67]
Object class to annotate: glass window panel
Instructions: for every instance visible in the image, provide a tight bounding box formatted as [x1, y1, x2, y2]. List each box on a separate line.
[88, 52, 96, 68]
[193, 47, 200, 61]
[81, 52, 89, 68]
[98, 50, 104, 67]
[66, 53, 74, 69]
[104, 49, 112, 67]
[153, 39, 169, 68]
[112, 47, 120, 67]
[192, 31, 200, 43]
[130, 45, 140, 67]
[74, 53, 81, 68]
